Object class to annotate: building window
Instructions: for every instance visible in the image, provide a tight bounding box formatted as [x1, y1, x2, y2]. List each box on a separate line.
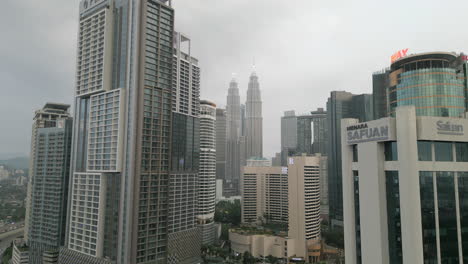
[458, 172, 468, 260]
[456, 143, 468, 162]
[385, 171, 402, 263]
[352, 145, 358, 162]
[417, 141, 432, 161]
[384, 142, 398, 161]
[353, 170, 361, 264]
[434, 142, 453, 162]
[436, 172, 459, 262]
[419, 171, 437, 263]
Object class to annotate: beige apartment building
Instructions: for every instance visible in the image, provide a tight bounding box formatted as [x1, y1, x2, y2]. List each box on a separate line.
[241, 166, 289, 224]
[288, 155, 322, 263]
[237, 155, 323, 263]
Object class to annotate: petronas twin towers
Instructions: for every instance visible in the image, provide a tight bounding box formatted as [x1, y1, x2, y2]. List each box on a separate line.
[246, 72, 263, 158]
[225, 71, 263, 195]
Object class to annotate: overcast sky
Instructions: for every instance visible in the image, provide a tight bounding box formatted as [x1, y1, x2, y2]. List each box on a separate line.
[1, 0, 468, 158]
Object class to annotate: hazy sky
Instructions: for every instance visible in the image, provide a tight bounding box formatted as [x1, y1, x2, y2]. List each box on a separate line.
[1, 0, 468, 158]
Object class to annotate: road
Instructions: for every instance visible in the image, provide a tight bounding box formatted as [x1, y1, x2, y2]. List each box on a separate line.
[0, 222, 24, 234]
[0, 227, 24, 249]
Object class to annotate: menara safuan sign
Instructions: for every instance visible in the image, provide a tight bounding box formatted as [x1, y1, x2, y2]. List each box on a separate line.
[347, 123, 390, 143]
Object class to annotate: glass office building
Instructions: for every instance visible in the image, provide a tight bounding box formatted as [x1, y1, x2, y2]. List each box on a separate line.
[376, 52, 468, 118]
[342, 105, 468, 264]
[326, 91, 373, 228]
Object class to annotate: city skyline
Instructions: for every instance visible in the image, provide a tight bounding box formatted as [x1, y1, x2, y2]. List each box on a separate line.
[3, 1, 468, 263]
[4, 0, 468, 158]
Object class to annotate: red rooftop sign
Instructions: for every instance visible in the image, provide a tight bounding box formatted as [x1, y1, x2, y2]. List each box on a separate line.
[391, 49, 409, 63]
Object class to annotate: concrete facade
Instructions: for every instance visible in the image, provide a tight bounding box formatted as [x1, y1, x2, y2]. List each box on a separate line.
[342, 105, 468, 264]
[198, 100, 217, 245]
[229, 230, 295, 259]
[288, 155, 322, 263]
[12, 239, 30, 264]
[246, 157, 271, 167]
[241, 166, 289, 225]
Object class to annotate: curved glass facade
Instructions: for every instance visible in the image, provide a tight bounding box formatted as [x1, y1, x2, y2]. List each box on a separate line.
[390, 68, 465, 116]
[389, 60, 465, 117]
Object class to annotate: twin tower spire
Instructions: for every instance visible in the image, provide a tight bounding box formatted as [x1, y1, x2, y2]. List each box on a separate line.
[225, 70, 263, 194]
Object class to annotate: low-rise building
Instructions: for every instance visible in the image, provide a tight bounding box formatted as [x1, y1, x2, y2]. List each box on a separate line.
[229, 228, 296, 260]
[0, 166, 11, 181]
[12, 239, 29, 264]
[229, 228, 325, 263]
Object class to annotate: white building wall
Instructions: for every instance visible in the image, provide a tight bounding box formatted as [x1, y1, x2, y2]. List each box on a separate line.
[198, 101, 217, 245]
[68, 173, 107, 257]
[357, 142, 389, 263]
[76, 0, 114, 96]
[395, 106, 424, 263]
[342, 106, 468, 264]
[341, 118, 358, 264]
[288, 155, 321, 259]
[88, 89, 125, 172]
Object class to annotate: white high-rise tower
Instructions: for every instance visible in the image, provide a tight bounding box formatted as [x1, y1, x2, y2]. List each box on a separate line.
[198, 100, 217, 245]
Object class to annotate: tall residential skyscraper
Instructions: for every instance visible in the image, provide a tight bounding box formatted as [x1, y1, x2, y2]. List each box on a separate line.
[198, 100, 217, 245]
[24, 103, 72, 263]
[245, 72, 263, 159]
[167, 32, 201, 264]
[327, 91, 373, 228]
[225, 79, 242, 196]
[215, 108, 227, 181]
[60, 1, 200, 263]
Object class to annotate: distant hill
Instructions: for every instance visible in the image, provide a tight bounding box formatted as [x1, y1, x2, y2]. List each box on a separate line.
[0, 157, 29, 170]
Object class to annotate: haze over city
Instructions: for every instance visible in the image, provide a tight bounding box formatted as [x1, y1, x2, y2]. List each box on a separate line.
[3, 0, 468, 263]
[2, 0, 468, 158]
